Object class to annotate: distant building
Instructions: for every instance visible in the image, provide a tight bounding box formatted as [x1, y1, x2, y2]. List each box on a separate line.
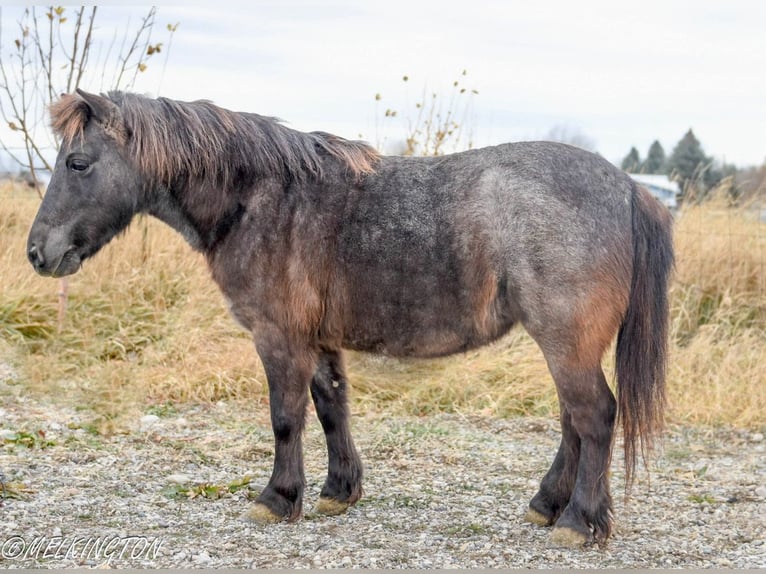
[628, 174, 680, 211]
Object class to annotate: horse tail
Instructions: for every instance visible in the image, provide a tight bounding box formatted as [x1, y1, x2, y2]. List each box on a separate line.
[615, 183, 674, 488]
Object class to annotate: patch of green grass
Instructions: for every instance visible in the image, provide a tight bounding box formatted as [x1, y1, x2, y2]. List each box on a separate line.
[2, 429, 56, 449]
[694, 465, 709, 478]
[663, 447, 692, 462]
[66, 421, 103, 436]
[688, 493, 717, 504]
[387, 420, 451, 440]
[444, 522, 490, 537]
[0, 480, 33, 500]
[392, 495, 428, 509]
[160, 475, 253, 501]
[0, 296, 55, 342]
[145, 403, 179, 418]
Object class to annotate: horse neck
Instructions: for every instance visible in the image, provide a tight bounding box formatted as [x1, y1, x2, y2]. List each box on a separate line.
[146, 178, 250, 253]
[143, 147, 351, 254]
[145, 186, 206, 251]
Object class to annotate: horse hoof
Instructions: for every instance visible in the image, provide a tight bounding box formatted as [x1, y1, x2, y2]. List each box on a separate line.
[550, 526, 589, 547]
[314, 497, 351, 516]
[244, 503, 284, 524]
[524, 507, 552, 527]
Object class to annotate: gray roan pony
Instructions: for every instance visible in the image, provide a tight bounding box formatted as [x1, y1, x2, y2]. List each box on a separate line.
[28, 90, 673, 547]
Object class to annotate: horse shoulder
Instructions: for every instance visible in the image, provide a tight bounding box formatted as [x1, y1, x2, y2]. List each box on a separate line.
[208, 178, 347, 344]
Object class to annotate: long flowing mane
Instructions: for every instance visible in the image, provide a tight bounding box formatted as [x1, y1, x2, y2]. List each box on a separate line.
[50, 91, 380, 188]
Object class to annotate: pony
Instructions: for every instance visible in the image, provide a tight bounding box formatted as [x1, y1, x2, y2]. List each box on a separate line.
[27, 90, 673, 546]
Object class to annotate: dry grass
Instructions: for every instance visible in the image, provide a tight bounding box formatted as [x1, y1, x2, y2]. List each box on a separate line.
[668, 191, 766, 427]
[1, 182, 764, 429]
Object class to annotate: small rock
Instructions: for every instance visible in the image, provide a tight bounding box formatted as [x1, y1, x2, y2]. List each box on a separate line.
[140, 414, 160, 430]
[194, 550, 212, 564]
[750, 432, 764, 442]
[0, 429, 17, 440]
[167, 473, 192, 484]
[755, 486, 766, 499]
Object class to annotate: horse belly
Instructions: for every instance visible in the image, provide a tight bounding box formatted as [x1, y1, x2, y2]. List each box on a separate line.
[340, 269, 517, 358]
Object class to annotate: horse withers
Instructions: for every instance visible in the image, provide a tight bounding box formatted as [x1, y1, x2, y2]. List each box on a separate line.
[27, 90, 673, 546]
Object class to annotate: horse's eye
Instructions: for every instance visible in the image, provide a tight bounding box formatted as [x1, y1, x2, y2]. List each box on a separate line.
[67, 157, 90, 172]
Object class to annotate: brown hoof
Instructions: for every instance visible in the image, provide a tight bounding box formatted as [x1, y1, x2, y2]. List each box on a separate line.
[524, 507, 553, 527]
[550, 526, 589, 547]
[314, 496, 351, 516]
[244, 502, 284, 524]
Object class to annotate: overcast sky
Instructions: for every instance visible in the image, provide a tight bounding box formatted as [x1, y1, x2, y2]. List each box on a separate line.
[2, 1, 765, 169]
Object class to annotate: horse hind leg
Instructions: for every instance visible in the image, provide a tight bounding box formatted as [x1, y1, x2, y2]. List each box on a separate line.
[524, 282, 624, 545]
[547, 364, 616, 546]
[525, 402, 580, 527]
[310, 350, 363, 515]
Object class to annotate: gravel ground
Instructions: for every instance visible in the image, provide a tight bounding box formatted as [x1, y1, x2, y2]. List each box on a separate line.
[1, 367, 765, 568]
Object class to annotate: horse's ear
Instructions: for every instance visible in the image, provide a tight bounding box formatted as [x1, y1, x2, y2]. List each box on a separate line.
[75, 88, 126, 141]
[75, 89, 120, 125]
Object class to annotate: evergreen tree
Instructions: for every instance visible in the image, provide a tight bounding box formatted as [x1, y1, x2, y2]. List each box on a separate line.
[621, 147, 641, 172]
[643, 140, 666, 173]
[667, 129, 718, 195]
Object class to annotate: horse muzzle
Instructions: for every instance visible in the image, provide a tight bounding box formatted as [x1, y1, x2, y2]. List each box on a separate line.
[27, 227, 82, 277]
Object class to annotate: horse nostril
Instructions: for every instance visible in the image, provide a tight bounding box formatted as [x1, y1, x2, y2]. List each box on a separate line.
[28, 244, 45, 268]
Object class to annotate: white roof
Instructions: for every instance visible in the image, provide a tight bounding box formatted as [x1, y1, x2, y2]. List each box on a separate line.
[628, 174, 680, 195]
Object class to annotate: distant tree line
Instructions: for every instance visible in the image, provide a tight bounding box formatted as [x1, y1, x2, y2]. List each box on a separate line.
[620, 129, 765, 202]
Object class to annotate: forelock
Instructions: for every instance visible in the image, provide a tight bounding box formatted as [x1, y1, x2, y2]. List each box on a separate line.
[49, 94, 89, 144]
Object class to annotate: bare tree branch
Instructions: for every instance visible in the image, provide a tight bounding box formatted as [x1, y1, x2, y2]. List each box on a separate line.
[113, 7, 156, 90]
[74, 7, 96, 90]
[64, 6, 83, 94]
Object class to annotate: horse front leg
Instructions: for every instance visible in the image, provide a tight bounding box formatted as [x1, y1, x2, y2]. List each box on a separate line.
[310, 350, 363, 515]
[246, 326, 317, 524]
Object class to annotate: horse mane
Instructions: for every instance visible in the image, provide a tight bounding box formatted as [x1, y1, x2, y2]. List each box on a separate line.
[49, 91, 380, 187]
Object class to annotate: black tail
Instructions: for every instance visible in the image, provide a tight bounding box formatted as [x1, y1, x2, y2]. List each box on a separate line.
[616, 184, 674, 488]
